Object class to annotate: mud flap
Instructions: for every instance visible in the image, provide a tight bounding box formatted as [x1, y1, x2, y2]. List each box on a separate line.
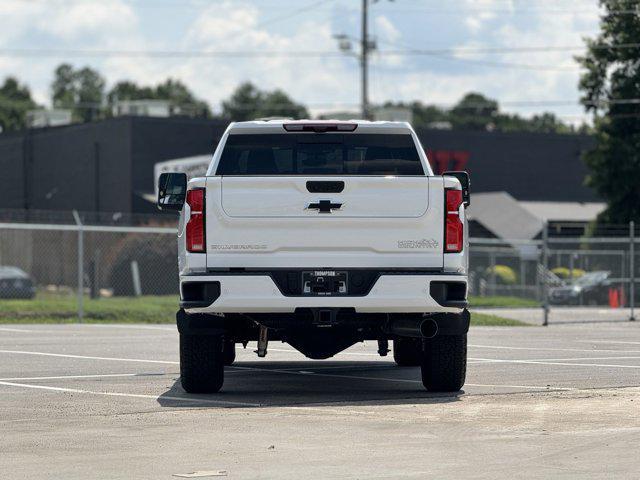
[176, 309, 226, 336]
[432, 309, 470, 336]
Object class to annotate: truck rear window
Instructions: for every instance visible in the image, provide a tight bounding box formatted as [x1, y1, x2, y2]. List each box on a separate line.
[216, 133, 424, 176]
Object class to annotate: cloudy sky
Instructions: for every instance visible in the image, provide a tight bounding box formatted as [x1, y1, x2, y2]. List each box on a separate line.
[0, 0, 604, 123]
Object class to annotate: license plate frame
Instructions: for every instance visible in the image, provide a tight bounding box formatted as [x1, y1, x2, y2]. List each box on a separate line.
[302, 270, 348, 296]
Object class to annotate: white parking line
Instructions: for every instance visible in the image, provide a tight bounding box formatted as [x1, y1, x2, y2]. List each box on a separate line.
[465, 383, 576, 391]
[276, 344, 640, 357]
[577, 340, 640, 346]
[0, 327, 38, 333]
[469, 344, 640, 354]
[253, 346, 640, 370]
[73, 324, 175, 332]
[0, 380, 261, 407]
[0, 372, 169, 381]
[0, 349, 178, 365]
[503, 356, 640, 363]
[471, 357, 640, 369]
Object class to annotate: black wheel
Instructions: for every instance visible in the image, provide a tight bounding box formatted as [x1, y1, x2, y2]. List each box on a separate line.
[393, 337, 422, 366]
[420, 334, 467, 392]
[180, 333, 224, 393]
[223, 339, 236, 366]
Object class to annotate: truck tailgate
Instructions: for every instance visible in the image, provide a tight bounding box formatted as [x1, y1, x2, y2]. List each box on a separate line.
[205, 176, 445, 269]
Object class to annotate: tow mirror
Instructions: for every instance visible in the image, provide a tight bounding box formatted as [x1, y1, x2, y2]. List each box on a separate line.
[157, 172, 187, 211]
[443, 171, 470, 206]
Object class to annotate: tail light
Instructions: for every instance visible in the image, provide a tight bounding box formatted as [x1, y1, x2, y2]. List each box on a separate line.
[186, 188, 205, 253]
[445, 189, 463, 253]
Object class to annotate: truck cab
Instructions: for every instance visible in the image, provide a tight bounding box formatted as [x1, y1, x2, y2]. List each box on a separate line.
[158, 119, 470, 393]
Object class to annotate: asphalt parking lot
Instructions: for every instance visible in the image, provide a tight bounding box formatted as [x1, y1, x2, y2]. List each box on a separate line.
[1, 322, 640, 479]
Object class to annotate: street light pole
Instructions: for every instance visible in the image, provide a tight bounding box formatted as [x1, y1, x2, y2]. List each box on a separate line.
[335, 0, 380, 120]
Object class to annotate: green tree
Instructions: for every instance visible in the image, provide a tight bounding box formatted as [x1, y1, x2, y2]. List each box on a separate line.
[525, 113, 574, 134]
[410, 101, 449, 129]
[154, 79, 210, 117]
[51, 63, 105, 122]
[0, 77, 36, 132]
[380, 101, 449, 129]
[51, 64, 75, 109]
[377, 98, 578, 134]
[494, 112, 575, 134]
[449, 92, 499, 131]
[221, 82, 262, 121]
[0, 77, 37, 132]
[577, 0, 640, 224]
[221, 82, 308, 121]
[258, 88, 308, 120]
[107, 78, 211, 117]
[107, 80, 154, 104]
[76, 67, 105, 122]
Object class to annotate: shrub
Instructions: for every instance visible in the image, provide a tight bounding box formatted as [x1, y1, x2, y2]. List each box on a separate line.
[551, 267, 586, 280]
[485, 265, 517, 285]
[103, 234, 179, 296]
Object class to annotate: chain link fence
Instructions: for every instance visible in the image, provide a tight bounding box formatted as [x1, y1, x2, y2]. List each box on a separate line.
[0, 215, 178, 323]
[469, 222, 638, 325]
[0, 215, 637, 325]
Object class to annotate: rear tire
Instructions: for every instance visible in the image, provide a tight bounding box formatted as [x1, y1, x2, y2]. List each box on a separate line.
[180, 333, 224, 393]
[420, 334, 467, 392]
[223, 339, 236, 366]
[393, 337, 422, 366]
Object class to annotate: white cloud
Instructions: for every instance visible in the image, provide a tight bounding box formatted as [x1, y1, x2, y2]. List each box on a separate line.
[0, 0, 137, 44]
[37, 1, 137, 41]
[173, 2, 358, 112]
[461, 0, 502, 34]
[187, 1, 261, 44]
[375, 15, 400, 43]
[464, 17, 483, 33]
[0, 1, 46, 45]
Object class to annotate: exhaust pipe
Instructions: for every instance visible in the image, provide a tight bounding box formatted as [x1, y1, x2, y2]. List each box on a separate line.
[385, 317, 438, 339]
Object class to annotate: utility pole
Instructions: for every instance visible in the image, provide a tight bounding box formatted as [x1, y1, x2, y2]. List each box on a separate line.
[335, 0, 388, 120]
[361, 0, 369, 120]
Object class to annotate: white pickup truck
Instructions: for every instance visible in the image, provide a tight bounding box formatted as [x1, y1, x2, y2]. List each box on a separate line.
[158, 119, 470, 394]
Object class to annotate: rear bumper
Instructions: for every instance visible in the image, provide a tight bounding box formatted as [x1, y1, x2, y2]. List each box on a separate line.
[180, 274, 467, 314]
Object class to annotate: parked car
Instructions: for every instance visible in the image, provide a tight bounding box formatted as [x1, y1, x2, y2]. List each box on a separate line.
[158, 119, 471, 394]
[0, 266, 36, 299]
[549, 270, 611, 306]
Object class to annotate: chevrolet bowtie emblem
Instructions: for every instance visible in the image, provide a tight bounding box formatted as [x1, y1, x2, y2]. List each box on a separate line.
[307, 200, 343, 213]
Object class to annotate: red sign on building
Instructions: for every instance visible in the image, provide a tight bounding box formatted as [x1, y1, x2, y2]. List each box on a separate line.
[427, 150, 470, 174]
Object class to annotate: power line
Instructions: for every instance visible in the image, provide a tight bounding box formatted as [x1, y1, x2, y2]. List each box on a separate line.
[1, 43, 637, 59]
[360, 7, 640, 15]
[0, 41, 640, 58]
[382, 43, 640, 55]
[0, 48, 346, 58]
[252, 0, 334, 30]
[375, 53, 579, 71]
